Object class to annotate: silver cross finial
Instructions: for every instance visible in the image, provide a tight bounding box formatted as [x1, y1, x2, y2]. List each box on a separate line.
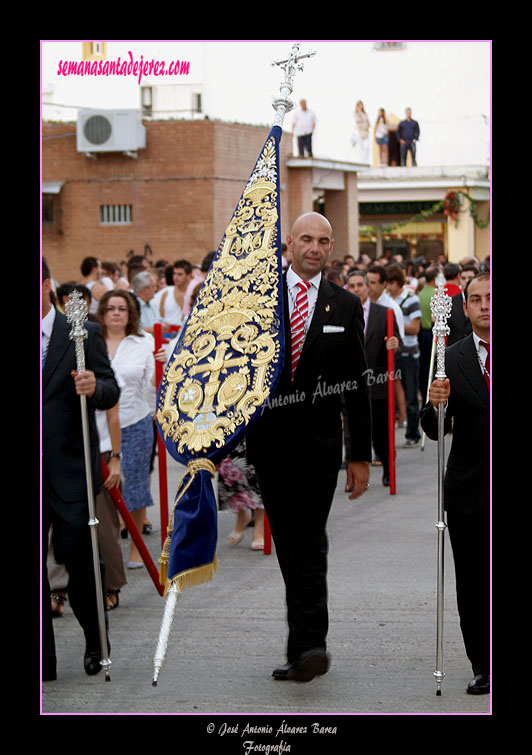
[271, 43, 316, 128]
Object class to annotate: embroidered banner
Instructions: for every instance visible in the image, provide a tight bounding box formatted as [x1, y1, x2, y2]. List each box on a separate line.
[155, 125, 285, 594]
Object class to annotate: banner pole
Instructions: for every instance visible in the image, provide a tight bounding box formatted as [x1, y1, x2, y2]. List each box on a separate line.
[102, 459, 164, 596]
[154, 323, 169, 550]
[263, 512, 271, 555]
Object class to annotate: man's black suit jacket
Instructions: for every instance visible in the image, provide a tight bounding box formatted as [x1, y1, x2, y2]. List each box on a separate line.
[447, 292, 472, 346]
[247, 275, 372, 474]
[364, 301, 402, 401]
[42, 309, 120, 517]
[420, 333, 489, 516]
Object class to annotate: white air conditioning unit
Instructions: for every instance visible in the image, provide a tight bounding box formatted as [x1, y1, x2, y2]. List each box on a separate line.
[76, 109, 146, 154]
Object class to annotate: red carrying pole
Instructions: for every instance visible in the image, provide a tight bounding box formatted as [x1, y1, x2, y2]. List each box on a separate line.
[153, 323, 169, 550]
[387, 309, 397, 495]
[263, 512, 271, 555]
[101, 459, 164, 596]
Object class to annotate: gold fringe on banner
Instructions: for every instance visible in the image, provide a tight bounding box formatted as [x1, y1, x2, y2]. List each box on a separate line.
[158, 458, 217, 589]
[163, 556, 219, 598]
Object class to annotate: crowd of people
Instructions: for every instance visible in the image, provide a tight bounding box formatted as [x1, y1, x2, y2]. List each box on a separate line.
[316, 247, 489, 452]
[43, 235, 490, 693]
[291, 98, 420, 167]
[351, 101, 420, 166]
[44, 251, 264, 643]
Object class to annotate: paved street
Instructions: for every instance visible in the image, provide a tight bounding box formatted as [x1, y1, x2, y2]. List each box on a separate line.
[42, 425, 491, 722]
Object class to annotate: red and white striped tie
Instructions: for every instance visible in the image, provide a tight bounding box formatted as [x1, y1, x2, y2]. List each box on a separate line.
[290, 281, 311, 382]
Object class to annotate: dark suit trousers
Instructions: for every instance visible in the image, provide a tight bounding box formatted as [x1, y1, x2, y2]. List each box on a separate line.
[346, 399, 390, 474]
[395, 354, 421, 441]
[254, 465, 338, 663]
[42, 489, 106, 677]
[447, 510, 490, 675]
[371, 399, 390, 475]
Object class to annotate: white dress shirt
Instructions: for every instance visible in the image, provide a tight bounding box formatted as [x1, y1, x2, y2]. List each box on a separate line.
[42, 304, 56, 359]
[292, 108, 317, 137]
[361, 296, 370, 334]
[96, 410, 113, 453]
[137, 296, 160, 330]
[377, 290, 405, 339]
[286, 266, 321, 324]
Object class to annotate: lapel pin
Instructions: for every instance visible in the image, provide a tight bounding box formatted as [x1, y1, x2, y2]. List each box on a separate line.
[325, 304, 330, 312]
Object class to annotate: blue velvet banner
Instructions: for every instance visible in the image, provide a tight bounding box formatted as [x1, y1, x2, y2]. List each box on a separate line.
[156, 125, 285, 593]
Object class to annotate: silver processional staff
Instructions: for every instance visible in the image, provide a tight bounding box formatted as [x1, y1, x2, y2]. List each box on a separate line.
[429, 271, 453, 695]
[65, 289, 112, 681]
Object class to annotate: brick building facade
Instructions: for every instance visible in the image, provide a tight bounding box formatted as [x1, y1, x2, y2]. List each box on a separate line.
[42, 120, 295, 283]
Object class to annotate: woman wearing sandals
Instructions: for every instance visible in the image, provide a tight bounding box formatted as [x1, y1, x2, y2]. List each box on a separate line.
[218, 440, 264, 550]
[97, 289, 156, 569]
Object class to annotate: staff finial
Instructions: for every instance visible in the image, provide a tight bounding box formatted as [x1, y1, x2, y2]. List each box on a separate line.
[271, 43, 316, 127]
[65, 289, 89, 373]
[430, 273, 453, 380]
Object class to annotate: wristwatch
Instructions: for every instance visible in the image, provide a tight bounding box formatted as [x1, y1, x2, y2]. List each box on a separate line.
[110, 452, 122, 460]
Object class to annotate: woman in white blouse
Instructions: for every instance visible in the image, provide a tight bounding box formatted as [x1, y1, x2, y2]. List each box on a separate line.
[98, 290, 156, 568]
[352, 100, 370, 164]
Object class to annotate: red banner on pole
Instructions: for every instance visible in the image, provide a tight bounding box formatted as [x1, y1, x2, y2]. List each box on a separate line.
[387, 309, 396, 495]
[101, 459, 164, 596]
[154, 323, 169, 549]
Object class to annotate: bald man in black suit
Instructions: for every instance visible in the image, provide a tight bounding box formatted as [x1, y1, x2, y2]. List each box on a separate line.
[247, 213, 372, 682]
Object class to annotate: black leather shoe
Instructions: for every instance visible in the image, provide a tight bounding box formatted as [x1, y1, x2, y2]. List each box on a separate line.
[382, 474, 390, 487]
[272, 649, 330, 682]
[84, 638, 111, 676]
[84, 649, 103, 676]
[467, 673, 490, 694]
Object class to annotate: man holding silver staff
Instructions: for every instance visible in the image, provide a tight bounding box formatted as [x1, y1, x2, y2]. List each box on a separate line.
[42, 259, 120, 681]
[420, 272, 490, 695]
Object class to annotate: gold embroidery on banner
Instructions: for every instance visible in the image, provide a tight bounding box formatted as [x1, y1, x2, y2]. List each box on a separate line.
[156, 136, 282, 457]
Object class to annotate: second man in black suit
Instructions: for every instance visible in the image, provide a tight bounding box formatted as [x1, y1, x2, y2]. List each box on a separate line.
[247, 212, 372, 682]
[420, 273, 490, 695]
[346, 271, 402, 486]
[42, 260, 121, 682]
